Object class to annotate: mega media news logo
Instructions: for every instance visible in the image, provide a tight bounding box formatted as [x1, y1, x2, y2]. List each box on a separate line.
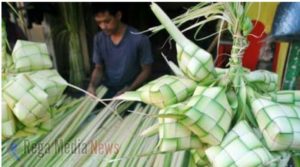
[9, 139, 120, 159]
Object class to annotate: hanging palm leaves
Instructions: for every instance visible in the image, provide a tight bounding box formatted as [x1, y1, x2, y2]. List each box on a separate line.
[54, 3, 86, 87]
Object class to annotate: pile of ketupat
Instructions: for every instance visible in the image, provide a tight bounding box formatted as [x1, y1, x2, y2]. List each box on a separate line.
[1, 38, 70, 140]
[1, 23, 115, 165]
[116, 3, 300, 166]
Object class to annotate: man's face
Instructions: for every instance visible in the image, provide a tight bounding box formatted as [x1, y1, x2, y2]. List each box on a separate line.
[94, 11, 121, 36]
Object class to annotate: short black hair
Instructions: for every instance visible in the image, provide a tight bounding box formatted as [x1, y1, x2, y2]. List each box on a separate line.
[92, 3, 126, 16]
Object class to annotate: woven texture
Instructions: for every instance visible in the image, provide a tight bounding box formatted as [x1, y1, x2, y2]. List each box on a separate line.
[251, 98, 300, 151]
[158, 117, 202, 152]
[2, 74, 50, 127]
[28, 70, 68, 105]
[137, 75, 197, 108]
[190, 148, 209, 166]
[206, 121, 274, 167]
[270, 91, 300, 106]
[176, 43, 216, 85]
[12, 40, 52, 72]
[245, 70, 278, 93]
[181, 86, 233, 145]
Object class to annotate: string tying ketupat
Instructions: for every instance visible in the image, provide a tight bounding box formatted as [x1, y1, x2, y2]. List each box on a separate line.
[27, 70, 68, 105]
[2, 101, 17, 138]
[116, 75, 197, 108]
[2, 74, 50, 127]
[251, 98, 300, 151]
[12, 40, 53, 72]
[244, 70, 278, 93]
[205, 121, 274, 167]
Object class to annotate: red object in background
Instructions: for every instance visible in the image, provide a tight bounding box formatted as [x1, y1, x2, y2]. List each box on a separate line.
[216, 42, 232, 68]
[216, 20, 280, 71]
[242, 21, 267, 71]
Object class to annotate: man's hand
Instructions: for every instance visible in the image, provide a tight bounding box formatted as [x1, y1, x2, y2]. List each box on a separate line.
[87, 65, 103, 96]
[87, 85, 96, 96]
[115, 86, 130, 97]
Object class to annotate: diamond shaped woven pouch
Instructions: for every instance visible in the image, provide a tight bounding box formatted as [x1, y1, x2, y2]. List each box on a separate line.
[251, 98, 300, 151]
[137, 75, 197, 108]
[12, 40, 53, 72]
[270, 90, 300, 106]
[244, 70, 278, 93]
[157, 117, 202, 152]
[28, 70, 68, 105]
[206, 121, 274, 167]
[176, 42, 216, 85]
[2, 74, 50, 127]
[179, 86, 233, 145]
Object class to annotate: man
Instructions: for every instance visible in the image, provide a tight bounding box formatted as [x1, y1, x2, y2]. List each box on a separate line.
[87, 4, 153, 98]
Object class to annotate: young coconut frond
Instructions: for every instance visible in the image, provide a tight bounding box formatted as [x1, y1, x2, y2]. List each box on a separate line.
[12, 40, 53, 72]
[116, 75, 197, 108]
[251, 98, 300, 151]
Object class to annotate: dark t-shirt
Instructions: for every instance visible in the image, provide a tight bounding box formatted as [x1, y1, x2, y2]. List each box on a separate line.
[93, 26, 153, 88]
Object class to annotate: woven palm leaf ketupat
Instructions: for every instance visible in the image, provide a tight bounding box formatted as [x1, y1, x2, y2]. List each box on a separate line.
[116, 75, 197, 108]
[244, 70, 278, 93]
[205, 121, 275, 167]
[12, 40, 53, 72]
[251, 98, 300, 151]
[180, 86, 233, 145]
[151, 3, 217, 85]
[2, 74, 50, 127]
[157, 117, 203, 152]
[28, 70, 68, 105]
[270, 91, 300, 106]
